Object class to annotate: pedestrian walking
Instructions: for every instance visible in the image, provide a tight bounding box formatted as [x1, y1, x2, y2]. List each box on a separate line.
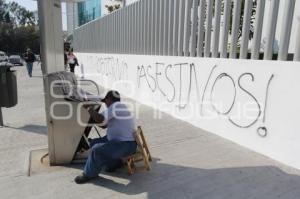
[23, 48, 35, 77]
[67, 49, 79, 73]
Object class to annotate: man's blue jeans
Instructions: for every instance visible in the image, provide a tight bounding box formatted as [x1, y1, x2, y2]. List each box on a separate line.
[84, 136, 137, 177]
[26, 62, 33, 77]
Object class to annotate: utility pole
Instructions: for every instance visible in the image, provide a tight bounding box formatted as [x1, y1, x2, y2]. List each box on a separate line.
[37, 0, 64, 164]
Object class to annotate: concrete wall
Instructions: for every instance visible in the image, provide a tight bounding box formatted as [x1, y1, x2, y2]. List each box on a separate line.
[75, 52, 300, 170]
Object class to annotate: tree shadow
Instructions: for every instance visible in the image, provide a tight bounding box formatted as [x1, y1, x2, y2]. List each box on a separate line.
[5, 124, 47, 135]
[85, 158, 300, 199]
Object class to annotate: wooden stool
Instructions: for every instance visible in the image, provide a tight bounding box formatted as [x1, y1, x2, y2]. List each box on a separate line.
[122, 126, 152, 175]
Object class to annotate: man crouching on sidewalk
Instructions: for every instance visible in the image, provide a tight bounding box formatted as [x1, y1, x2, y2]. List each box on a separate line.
[75, 90, 137, 184]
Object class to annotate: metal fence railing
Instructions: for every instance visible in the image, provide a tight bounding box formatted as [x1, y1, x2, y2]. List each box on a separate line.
[73, 0, 300, 62]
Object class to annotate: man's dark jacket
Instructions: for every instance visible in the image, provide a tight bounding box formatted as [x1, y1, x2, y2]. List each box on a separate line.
[24, 52, 35, 63]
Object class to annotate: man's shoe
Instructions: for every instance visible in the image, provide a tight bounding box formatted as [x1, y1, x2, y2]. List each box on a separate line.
[74, 174, 96, 184]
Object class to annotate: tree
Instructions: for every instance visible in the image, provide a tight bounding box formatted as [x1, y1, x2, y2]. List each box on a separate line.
[238, 0, 257, 40]
[8, 1, 36, 26]
[105, 0, 124, 14]
[114, 0, 125, 7]
[0, 0, 10, 23]
[0, 0, 36, 26]
[220, 0, 257, 40]
[105, 4, 121, 13]
[0, 0, 39, 54]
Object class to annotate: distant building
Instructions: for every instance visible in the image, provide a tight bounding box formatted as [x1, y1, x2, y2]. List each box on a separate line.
[78, 0, 101, 26]
[66, 0, 102, 34]
[66, 0, 140, 34]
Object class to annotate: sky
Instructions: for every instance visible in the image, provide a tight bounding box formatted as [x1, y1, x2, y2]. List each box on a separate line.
[7, 0, 67, 30]
[8, 0, 37, 11]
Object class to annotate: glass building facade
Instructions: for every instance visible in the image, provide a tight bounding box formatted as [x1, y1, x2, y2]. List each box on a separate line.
[78, 0, 101, 26]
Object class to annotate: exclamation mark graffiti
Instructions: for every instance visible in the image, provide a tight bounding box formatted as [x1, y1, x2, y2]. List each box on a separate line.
[257, 74, 274, 138]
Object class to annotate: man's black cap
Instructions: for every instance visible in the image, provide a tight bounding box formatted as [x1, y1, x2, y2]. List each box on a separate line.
[101, 90, 121, 102]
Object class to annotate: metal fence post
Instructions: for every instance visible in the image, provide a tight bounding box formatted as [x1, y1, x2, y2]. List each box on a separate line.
[183, 0, 192, 57]
[295, 16, 300, 61]
[240, 0, 253, 59]
[278, 0, 296, 61]
[178, 0, 186, 56]
[151, 0, 156, 55]
[197, 0, 206, 57]
[173, 0, 180, 56]
[212, 0, 222, 58]
[155, 0, 160, 55]
[159, 0, 164, 55]
[264, 0, 280, 60]
[251, 0, 265, 60]
[168, 0, 175, 56]
[190, 0, 199, 57]
[230, 0, 242, 59]
[0, 108, 3, 126]
[163, 0, 170, 56]
[220, 0, 231, 58]
[204, 0, 213, 57]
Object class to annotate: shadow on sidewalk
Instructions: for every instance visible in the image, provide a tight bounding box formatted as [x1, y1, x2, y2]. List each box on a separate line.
[80, 158, 300, 199]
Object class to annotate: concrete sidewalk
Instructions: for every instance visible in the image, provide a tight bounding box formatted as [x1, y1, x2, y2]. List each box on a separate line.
[1, 65, 300, 199]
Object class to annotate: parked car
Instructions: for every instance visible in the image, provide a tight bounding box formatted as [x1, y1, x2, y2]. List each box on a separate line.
[9, 55, 23, 66]
[0, 51, 8, 63]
